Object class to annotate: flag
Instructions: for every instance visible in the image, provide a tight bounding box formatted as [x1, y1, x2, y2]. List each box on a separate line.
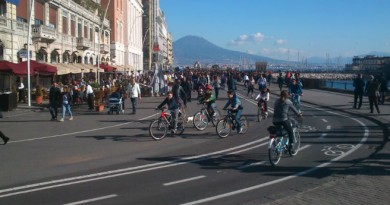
[6, 0, 19, 5]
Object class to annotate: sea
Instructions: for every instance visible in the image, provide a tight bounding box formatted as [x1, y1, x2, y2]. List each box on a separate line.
[324, 80, 390, 91]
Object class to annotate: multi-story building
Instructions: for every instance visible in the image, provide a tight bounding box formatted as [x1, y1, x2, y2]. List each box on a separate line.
[101, 0, 143, 73]
[0, 0, 110, 76]
[345, 55, 390, 74]
[167, 32, 172, 67]
[142, 0, 169, 71]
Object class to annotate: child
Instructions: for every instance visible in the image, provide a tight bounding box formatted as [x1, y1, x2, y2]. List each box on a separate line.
[255, 87, 270, 116]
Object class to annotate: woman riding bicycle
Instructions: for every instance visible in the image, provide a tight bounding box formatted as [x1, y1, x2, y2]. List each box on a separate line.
[288, 78, 303, 112]
[156, 91, 179, 134]
[255, 86, 270, 117]
[272, 90, 302, 149]
[222, 90, 244, 134]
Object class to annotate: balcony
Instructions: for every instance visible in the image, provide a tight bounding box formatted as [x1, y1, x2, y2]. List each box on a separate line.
[32, 25, 56, 43]
[100, 44, 109, 54]
[76, 37, 92, 50]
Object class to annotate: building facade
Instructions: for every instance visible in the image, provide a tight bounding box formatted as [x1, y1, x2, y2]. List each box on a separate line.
[345, 55, 390, 74]
[102, 0, 143, 73]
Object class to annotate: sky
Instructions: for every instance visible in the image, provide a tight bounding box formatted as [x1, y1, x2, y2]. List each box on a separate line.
[160, 0, 390, 61]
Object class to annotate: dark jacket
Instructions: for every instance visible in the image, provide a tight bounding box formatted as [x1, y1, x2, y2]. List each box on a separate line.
[353, 77, 365, 94]
[49, 86, 61, 105]
[158, 97, 179, 110]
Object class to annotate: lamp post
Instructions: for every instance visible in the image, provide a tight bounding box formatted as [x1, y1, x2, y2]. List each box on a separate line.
[27, 0, 35, 107]
[97, 0, 111, 84]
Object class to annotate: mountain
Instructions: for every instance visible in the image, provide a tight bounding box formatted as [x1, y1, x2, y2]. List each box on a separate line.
[172, 35, 279, 67]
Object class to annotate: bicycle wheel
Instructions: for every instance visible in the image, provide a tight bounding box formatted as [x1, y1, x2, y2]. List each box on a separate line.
[216, 119, 231, 138]
[176, 116, 186, 135]
[239, 116, 249, 133]
[289, 129, 301, 156]
[268, 138, 282, 166]
[257, 106, 262, 122]
[149, 118, 167, 140]
[193, 111, 208, 131]
[211, 109, 221, 127]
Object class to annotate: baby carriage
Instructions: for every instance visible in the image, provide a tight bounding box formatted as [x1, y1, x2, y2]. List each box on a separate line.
[108, 92, 124, 114]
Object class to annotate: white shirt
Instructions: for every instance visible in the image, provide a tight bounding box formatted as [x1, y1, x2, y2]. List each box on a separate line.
[128, 83, 141, 98]
[86, 84, 94, 94]
[18, 82, 24, 90]
[255, 92, 270, 101]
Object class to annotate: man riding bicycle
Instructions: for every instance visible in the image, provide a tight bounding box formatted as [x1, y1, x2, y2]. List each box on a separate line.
[288, 78, 303, 112]
[156, 91, 179, 133]
[255, 86, 270, 117]
[273, 90, 302, 150]
[222, 90, 244, 134]
[198, 85, 217, 117]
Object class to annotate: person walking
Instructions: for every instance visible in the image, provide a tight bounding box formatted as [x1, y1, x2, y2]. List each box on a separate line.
[85, 82, 94, 110]
[0, 107, 10, 145]
[366, 75, 381, 114]
[128, 78, 141, 114]
[49, 81, 61, 121]
[59, 86, 73, 121]
[353, 73, 365, 109]
[17, 79, 25, 103]
[212, 75, 221, 99]
[379, 75, 388, 105]
[277, 73, 284, 91]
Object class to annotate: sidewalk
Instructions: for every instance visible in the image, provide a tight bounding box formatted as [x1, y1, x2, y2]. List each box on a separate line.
[263, 87, 390, 204]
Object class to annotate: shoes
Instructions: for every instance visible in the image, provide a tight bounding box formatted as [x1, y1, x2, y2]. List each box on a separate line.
[212, 112, 217, 117]
[59, 118, 64, 122]
[238, 127, 244, 134]
[3, 136, 9, 145]
[171, 129, 177, 134]
[50, 118, 55, 121]
[69, 117, 73, 121]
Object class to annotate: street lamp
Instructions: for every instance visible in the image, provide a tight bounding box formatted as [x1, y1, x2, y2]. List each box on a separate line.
[26, 0, 35, 107]
[97, 0, 111, 84]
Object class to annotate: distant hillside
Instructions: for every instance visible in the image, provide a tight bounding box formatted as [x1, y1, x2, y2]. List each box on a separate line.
[172, 35, 279, 66]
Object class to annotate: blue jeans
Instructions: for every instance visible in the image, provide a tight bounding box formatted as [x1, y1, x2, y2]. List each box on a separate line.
[62, 104, 73, 118]
[233, 109, 242, 131]
[291, 94, 301, 112]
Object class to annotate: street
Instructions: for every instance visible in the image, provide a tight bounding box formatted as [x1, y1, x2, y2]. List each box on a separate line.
[0, 84, 385, 205]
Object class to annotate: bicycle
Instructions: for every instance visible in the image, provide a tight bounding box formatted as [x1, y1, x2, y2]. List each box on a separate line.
[257, 100, 267, 122]
[149, 108, 185, 140]
[267, 117, 301, 166]
[216, 108, 249, 138]
[193, 103, 220, 130]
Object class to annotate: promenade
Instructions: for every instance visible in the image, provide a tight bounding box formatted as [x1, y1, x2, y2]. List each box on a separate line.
[264, 87, 390, 205]
[1, 87, 389, 205]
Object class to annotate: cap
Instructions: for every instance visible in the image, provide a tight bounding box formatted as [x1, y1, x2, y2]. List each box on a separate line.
[206, 85, 213, 90]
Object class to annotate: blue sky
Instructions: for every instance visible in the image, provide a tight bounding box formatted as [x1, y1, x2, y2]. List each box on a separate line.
[160, 0, 390, 61]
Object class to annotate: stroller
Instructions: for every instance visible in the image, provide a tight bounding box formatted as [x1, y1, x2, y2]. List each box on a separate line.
[108, 92, 124, 114]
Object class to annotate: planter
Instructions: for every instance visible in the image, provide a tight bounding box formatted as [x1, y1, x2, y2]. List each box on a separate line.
[35, 96, 43, 104]
[95, 104, 104, 112]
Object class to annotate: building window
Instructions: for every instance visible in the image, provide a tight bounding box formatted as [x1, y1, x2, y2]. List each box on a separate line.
[71, 15, 76, 36]
[34, 19, 43, 25]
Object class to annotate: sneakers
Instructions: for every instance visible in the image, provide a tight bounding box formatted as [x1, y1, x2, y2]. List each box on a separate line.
[171, 129, 177, 134]
[69, 117, 73, 121]
[59, 118, 64, 122]
[238, 127, 244, 134]
[3, 136, 9, 145]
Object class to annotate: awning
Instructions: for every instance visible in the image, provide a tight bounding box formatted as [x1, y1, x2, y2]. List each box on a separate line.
[0, 60, 18, 74]
[98, 63, 116, 72]
[53, 63, 82, 75]
[17, 60, 57, 75]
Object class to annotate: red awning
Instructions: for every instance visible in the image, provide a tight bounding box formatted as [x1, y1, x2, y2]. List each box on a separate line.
[0, 60, 16, 73]
[97, 63, 115, 72]
[17, 60, 57, 75]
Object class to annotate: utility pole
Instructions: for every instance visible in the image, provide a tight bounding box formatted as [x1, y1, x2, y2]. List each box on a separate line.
[27, 0, 35, 107]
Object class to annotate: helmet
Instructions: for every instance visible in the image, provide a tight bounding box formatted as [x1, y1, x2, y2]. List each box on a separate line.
[206, 85, 213, 90]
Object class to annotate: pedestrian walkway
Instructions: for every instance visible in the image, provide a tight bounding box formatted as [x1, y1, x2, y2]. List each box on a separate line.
[262, 87, 390, 205]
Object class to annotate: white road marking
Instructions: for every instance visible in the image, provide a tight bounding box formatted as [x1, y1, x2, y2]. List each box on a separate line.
[326, 125, 331, 130]
[238, 161, 266, 169]
[181, 105, 369, 205]
[322, 119, 328, 123]
[63, 194, 118, 205]
[163, 176, 206, 186]
[235, 92, 274, 113]
[320, 133, 328, 139]
[0, 137, 269, 198]
[299, 145, 310, 151]
[8, 113, 158, 144]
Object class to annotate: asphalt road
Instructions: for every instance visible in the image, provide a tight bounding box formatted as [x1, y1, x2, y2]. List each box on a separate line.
[0, 84, 383, 205]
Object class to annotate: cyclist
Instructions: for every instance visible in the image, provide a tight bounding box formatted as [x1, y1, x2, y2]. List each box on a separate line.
[288, 78, 303, 112]
[156, 91, 179, 133]
[255, 86, 270, 117]
[222, 90, 244, 134]
[198, 85, 217, 117]
[273, 90, 302, 150]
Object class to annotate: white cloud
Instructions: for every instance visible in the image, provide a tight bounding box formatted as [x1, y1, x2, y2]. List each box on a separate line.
[275, 39, 286, 45]
[228, 32, 265, 46]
